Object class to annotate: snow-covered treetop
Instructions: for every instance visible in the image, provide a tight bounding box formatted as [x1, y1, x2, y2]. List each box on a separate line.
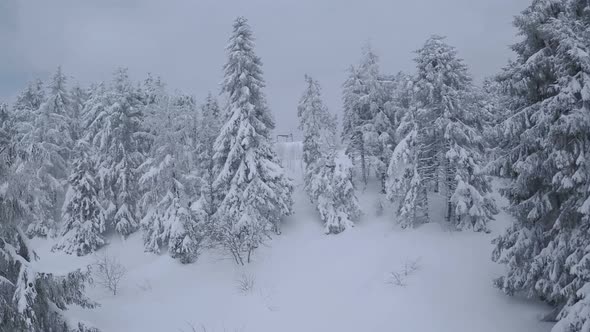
[298, 75, 337, 166]
[14, 79, 45, 111]
[414, 35, 473, 124]
[414, 35, 471, 94]
[47, 66, 70, 108]
[221, 16, 274, 134]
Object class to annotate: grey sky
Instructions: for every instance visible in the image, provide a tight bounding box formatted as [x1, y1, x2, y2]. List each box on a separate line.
[1, 0, 530, 136]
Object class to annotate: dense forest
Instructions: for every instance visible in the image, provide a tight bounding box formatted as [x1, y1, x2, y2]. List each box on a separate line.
[1, 0, 589, 331]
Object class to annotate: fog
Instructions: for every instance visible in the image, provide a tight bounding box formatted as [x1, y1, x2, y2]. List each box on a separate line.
[0, 0, 530, 135]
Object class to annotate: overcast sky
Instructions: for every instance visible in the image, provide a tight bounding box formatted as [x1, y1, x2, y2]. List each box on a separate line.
[1, 0, 530, 136]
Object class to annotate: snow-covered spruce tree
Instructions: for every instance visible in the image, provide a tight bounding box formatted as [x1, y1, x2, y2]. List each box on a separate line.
[490, 1, 590, 330]
[139, 88, 205, 263]
[360, 48, 396, 193]
[298, 75, 337, 189]
[69, 84, 89, 142]
[386, 107, 430, 228]
[22, 67, 74, 238]
[0, 104, 98, 332]
[141, 74, 167, 143]
[85, 69, 148, 238]
[53, 141, 106, 256]
[311, 152, 361, 234]
[341, 46, 391, 187]
[298, 75, 359, 234]
[409, 35, 496, 231]
[213, 17, 293, 264]
[196, 93, 222, 216]
[12, 79, 45, 144]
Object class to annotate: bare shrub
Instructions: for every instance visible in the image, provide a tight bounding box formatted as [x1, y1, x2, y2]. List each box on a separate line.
[235, 272, 255, 294]
[388, 271, 407, 287]
[92, 250, 126, 295]
[387, 257, 421, 287]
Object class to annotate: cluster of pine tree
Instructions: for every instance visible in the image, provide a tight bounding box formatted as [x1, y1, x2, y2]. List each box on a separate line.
[0, 98, 97, 331]
[489, 0, 590, 331]
[298, 75, 361, 234]
[1, 0, 589, 329]
[339, 38, 497, 232]
[0, 17, 293, 331]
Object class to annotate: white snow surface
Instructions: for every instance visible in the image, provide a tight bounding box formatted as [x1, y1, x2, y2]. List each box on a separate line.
[29, 143, 553, 332]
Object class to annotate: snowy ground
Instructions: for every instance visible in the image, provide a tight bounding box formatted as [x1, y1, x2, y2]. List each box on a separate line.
[30, 145, 554, 332]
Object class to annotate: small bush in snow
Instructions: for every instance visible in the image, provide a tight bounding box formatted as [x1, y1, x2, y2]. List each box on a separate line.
[387, 258, 421, 287]
[93, 251, 127, 295]
[235, 272, 256, 295]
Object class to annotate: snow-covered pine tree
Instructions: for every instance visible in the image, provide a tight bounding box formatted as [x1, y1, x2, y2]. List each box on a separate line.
[298, 75, 359, 234]
[85, 69, 148, 239]
[311, 151, 361, 235]
[410, 35, 496, 231]
[36, 66, 74, 173]
[69, 84, 89, 142]
[298, 75, 337, 189]
[213, 17, 294, 264]
[386, 105, 430, 228]
[53, 141, 106, 256]
[139, 87, 204, 263]
[0, 104, 98, 332]
[141, 73, 167, 142]
[22, 67, 74, 238]
[341, 45, 390, 186]
[359, 47, 395, 192]
[196, 93, 222, 216]
[491, 1, 590, 330]
[12, 79, 45, 144]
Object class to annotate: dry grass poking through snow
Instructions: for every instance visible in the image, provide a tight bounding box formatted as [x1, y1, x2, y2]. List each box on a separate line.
[386, 257, 421, 287]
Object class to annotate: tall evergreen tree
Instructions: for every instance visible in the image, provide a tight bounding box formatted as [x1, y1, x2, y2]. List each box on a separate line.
[341, 45, 391, 187]
[22, 67, 74, 237]
[386, 107, 430, 228]
[196, 93, 222, 216]
[12, 79, 45, 144]
[298, 75, 359, 234]
[298, 75, 337, 189]
[491, 1, 590, 330]
[386, 36, 496, 231]
[139, 88, 204, 263]
[213, 17, 293, 264]
[0, 103, 98, 332]
[69, 84, 89, 142]
[53, 142, 106, 256]
[85, 69, 148, 238]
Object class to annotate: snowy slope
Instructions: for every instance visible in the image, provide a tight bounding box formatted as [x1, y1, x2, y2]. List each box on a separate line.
[29, 144, 553, 332]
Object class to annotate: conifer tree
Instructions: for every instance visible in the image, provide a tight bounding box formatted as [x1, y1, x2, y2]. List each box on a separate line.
[491, 1, 590, 329]
[386, 37, 496, 230]
[298, 75, 337, 191]
[139, 88, 204, 263]
[213, 17, 293, 264]
[386, 108, 429, 228]
[0, 103, 98, 332]
[69, 84, 89, 142]
[298, 75, 359, 234]
[22, 67, 74, 237]
[53, 142, 106, 256]
[85, 69, 148, 238]
[341, 46, 391, 187]
[413, 36, 496, 230]
[196, 93, 222, 216]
